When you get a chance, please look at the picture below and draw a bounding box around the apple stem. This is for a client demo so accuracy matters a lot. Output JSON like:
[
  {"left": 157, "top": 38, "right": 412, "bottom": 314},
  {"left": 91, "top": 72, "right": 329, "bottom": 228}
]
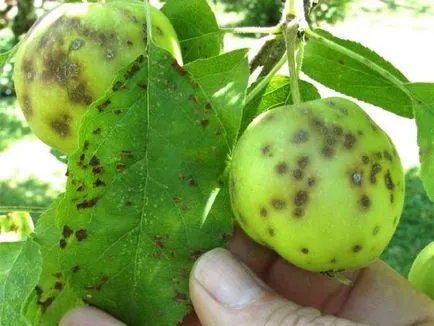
[{"left": 283, "top": 16, "right": 302, "bottom": 105}]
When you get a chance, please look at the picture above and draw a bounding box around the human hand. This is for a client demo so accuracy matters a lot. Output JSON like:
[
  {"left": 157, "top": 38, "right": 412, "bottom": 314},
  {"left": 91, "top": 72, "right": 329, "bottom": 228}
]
[{"left": 60, "top": 227, "right": 434, "bottom": 326}]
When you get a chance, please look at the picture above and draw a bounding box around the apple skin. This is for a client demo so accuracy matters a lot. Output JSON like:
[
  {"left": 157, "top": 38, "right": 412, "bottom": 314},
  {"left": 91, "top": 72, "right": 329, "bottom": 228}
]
[
  {"left": 13, "top": 1, "right": 182, "bottom": 153},
  {"left": 229, "top": 97, "right": 405, "bottom": 272}
]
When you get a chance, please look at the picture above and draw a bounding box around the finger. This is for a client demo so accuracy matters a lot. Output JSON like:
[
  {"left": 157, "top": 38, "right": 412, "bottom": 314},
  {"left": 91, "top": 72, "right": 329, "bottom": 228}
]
[
  {"left": 190, "top": 247, "right": 366, "bottom": 326},
  {"left": 230, "top": 227, "right": 434, "bottom": 325},
  {"left": 59, "top": 307, "right": 126, "bottom": 326}
]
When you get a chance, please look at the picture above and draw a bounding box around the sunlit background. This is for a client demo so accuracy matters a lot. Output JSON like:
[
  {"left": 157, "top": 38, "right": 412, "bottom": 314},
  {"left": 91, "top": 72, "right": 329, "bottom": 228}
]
[{"left": 0, "top": 0, "right": 433, "bottom": 275}]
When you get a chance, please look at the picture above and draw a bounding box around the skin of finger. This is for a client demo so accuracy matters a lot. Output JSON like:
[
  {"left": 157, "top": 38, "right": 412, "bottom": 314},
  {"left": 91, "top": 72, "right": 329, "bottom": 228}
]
[
  {"left": 229, "top": 226, "right": 434, "bottom": 326},
  {"left": 189, "top": 255, "right": 366, "bottom": 326},
  {"left": 59, "top": 307, "right": 126, "bottom": 326}
]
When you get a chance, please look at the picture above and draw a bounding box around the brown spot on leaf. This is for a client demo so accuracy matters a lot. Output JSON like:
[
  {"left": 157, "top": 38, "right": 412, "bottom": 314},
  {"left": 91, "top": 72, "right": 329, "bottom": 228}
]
[
  {"left": 260, "top": 207, "right": 268, "bottom": 217},
  {"left": 94, "top": 178, "right": 106, "bottom": 187},
  {"left": 75, "top": 229, "right": 88, "bottom": 241},
  {"left": 372, "top": 225, "right": 380, "bottom": 236},
  {"left": 172, "top": 60, "right": 186, "bottom": 76},
  {"left": 96, "top": 100, "right": 111, "bottom": 112},
  {"left": 54, "top": 282, "right": 63, "bottom": 291},
  {"left": 72, "top": 265, "right": 80, "bottom": 273},
  {"left": 63, "top": 225, "right": 73, "bottom": 239},
  {"left": 153, "top": 235, "right": 164, "bottom": 249},
  {"left": 59, "top": 239, "right": 67, "bottom": 249},
  {"left": 188, "top": 178, "right": 197, "bottom": 187},
  {"left": 175, "top": 291, "right": 188, "bottom": 304},
  {"left": 76, "top": 198, "right": 99, "bottom": 209},
  {"left": 301, "top": 248, "right": 309, "bottom": 254},
  {"left": 137, "top": 83, "right": 147, "bottom": 91},
  {"left": 268, "top": 228, "right": 275, "bottom": 236},
  {"left": 124, "top": 63, "right": 141, "bottom": 80},
  {"left": 38, "top": 296, "right": 55, "bottom": 314}
]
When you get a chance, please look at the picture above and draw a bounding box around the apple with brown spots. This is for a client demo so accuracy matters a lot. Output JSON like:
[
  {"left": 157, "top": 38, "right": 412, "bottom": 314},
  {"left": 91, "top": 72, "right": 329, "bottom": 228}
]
[
  {"left": 13, "top": 0, "right": 182, "bottom": 153},
  {"left": 229, "top": 97, "right": 405, "bottom": 273}
]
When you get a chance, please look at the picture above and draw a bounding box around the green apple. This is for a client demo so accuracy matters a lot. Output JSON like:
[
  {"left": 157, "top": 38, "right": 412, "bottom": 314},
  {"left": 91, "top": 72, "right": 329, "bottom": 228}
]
[
  {"left": 13, "top": 0, "right": 182, "bottom": 153},
  {"left": 230, "top": 97, "right": 405, "bottom": 273},
  {"left": 408, "top": 242, "right": 434, "bottom": 299}
]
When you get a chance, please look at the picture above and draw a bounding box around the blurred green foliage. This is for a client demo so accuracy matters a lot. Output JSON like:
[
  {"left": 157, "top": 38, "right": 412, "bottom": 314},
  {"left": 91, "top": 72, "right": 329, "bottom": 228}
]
[
  {"left": 0, "top": 178, "right": 59, "bottom": 221},
  {"left": 381, "top": 168, "right": 434, "bottom": 276},
  {"left": 0, "top": 99, "right": 30, "bottom": 151},
  {"left": 216, "top": 0, "right": 351, "bottom": 28}
]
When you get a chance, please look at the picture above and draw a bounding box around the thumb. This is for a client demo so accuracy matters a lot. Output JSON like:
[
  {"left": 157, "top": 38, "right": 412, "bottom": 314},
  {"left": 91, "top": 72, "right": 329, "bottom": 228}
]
[{"left": 190, "top": 248, "right": 367, "bottom": 326}]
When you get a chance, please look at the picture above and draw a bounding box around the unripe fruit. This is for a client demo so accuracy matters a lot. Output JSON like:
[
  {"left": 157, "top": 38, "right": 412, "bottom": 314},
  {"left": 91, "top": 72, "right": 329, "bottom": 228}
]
[
  {"left": 230, "top": 97, "right": 405, "bottom": 272},
  {"left": 408, "top": 242, "right": 434, "bottom": 299},
  {"left": 13, "top": 1, "right": 182, "bottom": 153}
]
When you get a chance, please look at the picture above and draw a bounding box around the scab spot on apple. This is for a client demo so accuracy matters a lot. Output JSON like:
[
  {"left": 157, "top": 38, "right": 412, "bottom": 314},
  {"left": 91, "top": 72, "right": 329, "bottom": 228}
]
[
  {"left": 22, "top": 96, "right": 33, "bottom": 118},
  {"left": 51, "top": 113, "right": 71, "bottom": 138}
]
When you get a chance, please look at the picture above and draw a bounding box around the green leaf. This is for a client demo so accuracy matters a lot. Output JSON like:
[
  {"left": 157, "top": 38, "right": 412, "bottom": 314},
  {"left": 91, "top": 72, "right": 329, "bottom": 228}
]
[
  {"left": 0, "top": 44, "right": 20, "bottom": 68},
  {"left": 406, "top": 83, "right": 434, "bottom": 201},
  {"left": 303, "top": 29, "right": 413, "bottom": 118},
  {"left": 31, "top": 44, "right": 235, "bottom": 325},
  {"left": 241, "top": 76, "right": 321, "bottom": 132},
  {"left": 0, "top": 238, "right": 42, "bottom": 326},
  {"left": 162, "top": 0, "right": 223, "bottom": 64},
  {"left": 185, "top": 48, "right": 249, "bottom": 147},
  {"left": 25, "top": 196, "right": 83, "bottom": 325}
]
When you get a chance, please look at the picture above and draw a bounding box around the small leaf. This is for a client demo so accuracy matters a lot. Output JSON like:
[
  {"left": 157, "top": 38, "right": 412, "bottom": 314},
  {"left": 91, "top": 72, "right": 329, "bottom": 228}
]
[
  {"left": 0, "top": 238, "right": 42, "bottom": 326},
  {"left": 406, "top": 83, "right": 434, "bottom": 201},
  {"left": 32, "top": 44, "right": 234, "bottom": 325},
  {"left": 303, "top": 29, "right": 413, "bottom": 118},
  {"left": 241, "top": 76, "right": 321, "bottom": 132},
  {"left": 185, "top": 48, "right": 249, "bottom": 147},
  {"left": 162, "top": 0, "right": 223, "bottom": 64},
  {"left": 0, "top": 43, "right": 20, "bottom": 68}
]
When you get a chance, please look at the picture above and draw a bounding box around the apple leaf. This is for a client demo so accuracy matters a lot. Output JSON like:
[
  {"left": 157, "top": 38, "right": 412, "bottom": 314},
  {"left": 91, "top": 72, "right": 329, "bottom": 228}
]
[
  {"left": 0, "top": 238, "right": 42, "bottom": 326},
  {"left": 162, "top": 0, "right": 223, "bottom": 64},
  {"left": 185, "top": 48, "right": 249, "bottom": 147},
  {"left": 303, "top": 29, "right": 413, "bottom": 118},
  {"left": 406, "top": 83, "right": 434, "bottom": 201},
  {"left": 29, "top": 43, "right": 246, "bottom": 325},
  {"left": 241, "top": 76, "right": 321, "bottom": 132}
]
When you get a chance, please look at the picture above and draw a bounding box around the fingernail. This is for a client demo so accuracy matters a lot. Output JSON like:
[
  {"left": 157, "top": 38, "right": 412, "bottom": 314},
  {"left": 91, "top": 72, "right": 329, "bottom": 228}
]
[{"left": 193, "top": 248, "right": 263, "bottom": 309}]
